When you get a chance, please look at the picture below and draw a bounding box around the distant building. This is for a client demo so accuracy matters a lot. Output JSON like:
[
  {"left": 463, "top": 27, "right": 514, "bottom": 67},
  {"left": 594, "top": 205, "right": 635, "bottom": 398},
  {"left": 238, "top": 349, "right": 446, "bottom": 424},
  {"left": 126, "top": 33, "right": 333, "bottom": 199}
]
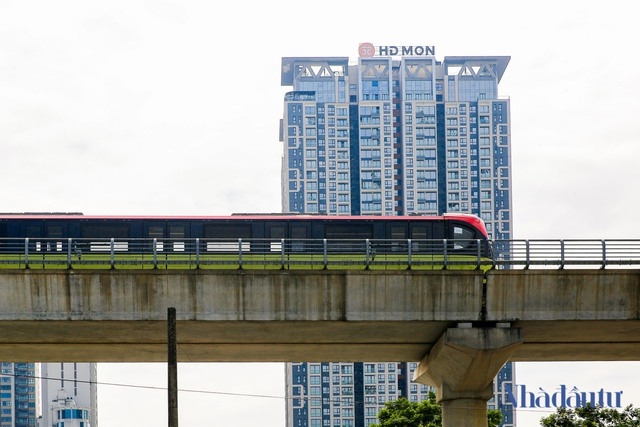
[
  {"left": 39, "top": 364, "right": 97, "bottom": 427},
  {"left": 286, "top": 362, "right": 436, "bottom": 427},
  {"left": 44, "top": 390, "right": 91, "bottom": 427},
  {"left": 279, "top": 46, "right": 514, "bottom": 426},
  {"left": 0, "top": 363, "right": 38, "bottom": 427}
]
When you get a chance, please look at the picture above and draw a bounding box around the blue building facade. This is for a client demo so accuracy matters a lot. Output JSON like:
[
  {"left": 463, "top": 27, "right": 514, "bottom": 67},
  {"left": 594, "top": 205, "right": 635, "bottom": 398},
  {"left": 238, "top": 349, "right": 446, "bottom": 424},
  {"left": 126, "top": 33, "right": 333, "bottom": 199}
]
[
  {"left": 0, "top": 363, "right": 37, "bottom": 427},
  {"left": 280, "top": 52, "right": 511, "bottom": 239},
  {"left": 280, "top": 47, "right": 514, "bottom": 426}
]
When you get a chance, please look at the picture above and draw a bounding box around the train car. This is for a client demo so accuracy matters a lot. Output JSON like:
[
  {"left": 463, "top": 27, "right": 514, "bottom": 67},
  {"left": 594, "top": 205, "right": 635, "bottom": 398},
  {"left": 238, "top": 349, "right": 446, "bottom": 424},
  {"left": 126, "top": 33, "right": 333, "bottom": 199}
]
[{"left": 0, "top": 213, "right": 492, "bottom": 269}]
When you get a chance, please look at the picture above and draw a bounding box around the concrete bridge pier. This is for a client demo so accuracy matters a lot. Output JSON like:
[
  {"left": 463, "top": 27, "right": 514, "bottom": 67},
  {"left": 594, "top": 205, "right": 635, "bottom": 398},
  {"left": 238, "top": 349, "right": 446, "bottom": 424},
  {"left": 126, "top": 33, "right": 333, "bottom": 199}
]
[{"left": 413, "top": 325, "right": 523, "bottom": 427}]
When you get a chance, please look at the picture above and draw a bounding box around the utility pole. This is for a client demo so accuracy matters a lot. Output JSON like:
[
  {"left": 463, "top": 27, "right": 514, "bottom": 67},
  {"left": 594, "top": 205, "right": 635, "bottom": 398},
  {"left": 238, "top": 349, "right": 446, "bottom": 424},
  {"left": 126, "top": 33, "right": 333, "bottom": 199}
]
[{"left": 168, "top": 307, "right": 178, "bottom": 427}]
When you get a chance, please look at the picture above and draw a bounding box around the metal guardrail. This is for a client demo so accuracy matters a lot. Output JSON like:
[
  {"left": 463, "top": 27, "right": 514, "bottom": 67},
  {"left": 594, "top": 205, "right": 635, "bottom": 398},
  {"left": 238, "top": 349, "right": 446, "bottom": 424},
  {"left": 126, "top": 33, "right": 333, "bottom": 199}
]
[
  {"left": 0, "top": 238, "right": 639, "bottom": 269},
  {"left": 491, "top": 239, "right": 640, "bottom": 268}
]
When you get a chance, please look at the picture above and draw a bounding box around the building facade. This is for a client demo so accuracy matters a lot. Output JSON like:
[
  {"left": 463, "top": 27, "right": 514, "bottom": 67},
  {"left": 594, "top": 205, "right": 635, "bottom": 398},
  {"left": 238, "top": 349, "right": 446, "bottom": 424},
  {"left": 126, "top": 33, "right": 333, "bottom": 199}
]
[
  {"left": 40, "top": 363, "right": 97, "bottom": 427},
  {"left": 280, "top": 51, "right": 511, "bottom": 239},
  {"left": 286, "top": 362, "right": 436, "bottom": 427},
  {"left": 280, "top": 46, "right": 514, "bottom": 426},
  {"left": 0, "top": 363, "right": 38, "bottom": 427}
]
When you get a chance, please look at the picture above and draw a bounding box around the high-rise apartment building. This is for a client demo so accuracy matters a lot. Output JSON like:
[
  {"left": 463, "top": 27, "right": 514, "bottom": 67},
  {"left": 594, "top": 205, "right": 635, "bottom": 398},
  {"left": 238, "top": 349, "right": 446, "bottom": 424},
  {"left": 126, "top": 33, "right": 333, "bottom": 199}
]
[
  {"left": 280, "top": 49, "right": 511, "bottom": 238},
  {"left": 0, "top": 363, "right": 38, "bottom": 427},
  {"left": 40, "top": 363, "right": 97, "bottom": 427},
  {"left": 280, "top": 45, "right": 514, "bottom": 426}
]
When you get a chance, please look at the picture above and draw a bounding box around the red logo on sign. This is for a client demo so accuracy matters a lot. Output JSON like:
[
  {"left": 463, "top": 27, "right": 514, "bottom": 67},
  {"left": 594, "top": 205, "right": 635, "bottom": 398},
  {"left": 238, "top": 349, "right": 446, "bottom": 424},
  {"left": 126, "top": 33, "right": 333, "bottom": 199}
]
[{"left": 358, "top": 43, "right": 375, "bottom": 58}]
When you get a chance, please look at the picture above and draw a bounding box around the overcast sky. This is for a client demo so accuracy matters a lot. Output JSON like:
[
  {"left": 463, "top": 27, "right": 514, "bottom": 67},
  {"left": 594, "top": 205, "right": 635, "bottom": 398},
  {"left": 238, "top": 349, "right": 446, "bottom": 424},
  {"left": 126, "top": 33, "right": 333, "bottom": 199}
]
[{"left": 1, "top": 0, "right": 639, "bottom": 426}]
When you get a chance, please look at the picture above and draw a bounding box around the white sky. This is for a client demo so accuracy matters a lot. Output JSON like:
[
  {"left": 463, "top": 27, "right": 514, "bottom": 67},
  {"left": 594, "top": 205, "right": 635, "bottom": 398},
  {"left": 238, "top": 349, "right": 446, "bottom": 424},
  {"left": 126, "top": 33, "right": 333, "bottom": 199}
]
[{"left": 1, "top": 0, "right": 639, "bottom": 426}]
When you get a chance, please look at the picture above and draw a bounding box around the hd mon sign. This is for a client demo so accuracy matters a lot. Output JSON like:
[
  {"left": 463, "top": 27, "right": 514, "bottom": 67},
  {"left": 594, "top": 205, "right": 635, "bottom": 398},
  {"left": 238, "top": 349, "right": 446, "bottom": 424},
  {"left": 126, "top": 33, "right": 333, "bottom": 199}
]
[{"left": 358, "top": 43, "right": 436, "bottom": 58}]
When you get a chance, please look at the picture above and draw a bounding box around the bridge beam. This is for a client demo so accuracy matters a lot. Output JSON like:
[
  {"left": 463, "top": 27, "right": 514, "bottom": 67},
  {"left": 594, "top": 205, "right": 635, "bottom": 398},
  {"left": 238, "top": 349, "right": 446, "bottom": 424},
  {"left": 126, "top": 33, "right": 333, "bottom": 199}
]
[{"left": 413, "top": 325, "right": 523, "bottom": 427}]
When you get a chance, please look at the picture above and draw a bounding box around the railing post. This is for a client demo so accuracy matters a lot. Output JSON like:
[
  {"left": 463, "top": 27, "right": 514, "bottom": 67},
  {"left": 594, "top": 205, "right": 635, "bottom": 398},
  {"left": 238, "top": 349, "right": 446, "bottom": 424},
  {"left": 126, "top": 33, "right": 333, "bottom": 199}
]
[
  {"left": 110, "top": 238, "right": 115, "bottom": 269},
  {"left": 24, "top": 238, "right": 29, "bottom": 269},
  {"left": 153, "top": 238, "right": 158, "bottom": 269},
  {"left": 238, "top": 238, "right": 243, "bottom": 269},
  {"left": 365, "top": 239, "right": 370, "bottom": 269},
  {"left": 323, "top": 239, "right": 328, "bottom": 269},
  {"left": 281, "top": 238, "right": 286, "bottom": 269},
  {"left": 560, "top": 240, "right": 565, "bottom": 269},
  {"left": 492, "top": 240, "right": 497, "bottom": 270},
  {"left": 601, "top": 239, "right": 607, "bottom": 269},
  {"left": 67, "top": 238, "right": 72, "bottom": 269},
  {"left": 407, "top": 239, "right": 412, "bottom": 270},
  {"left": 195, "top": 238, "right": 200, "bottom": 269},
  {"left": 525, "top": 240, "right": 530, "bottom": 270},
  {"left": 443, "top": 239, "right": 448, "bottom": 270}
]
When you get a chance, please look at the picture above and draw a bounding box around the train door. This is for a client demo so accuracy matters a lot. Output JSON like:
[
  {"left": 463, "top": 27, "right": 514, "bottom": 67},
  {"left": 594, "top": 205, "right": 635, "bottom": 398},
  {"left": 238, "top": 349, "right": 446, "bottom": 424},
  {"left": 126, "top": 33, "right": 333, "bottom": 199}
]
[
  {"left": 143, "top": 221, "right": 189, "bottom": 252},
  {"left": 290, "top": 221, "right": 311, "bottom": 252},
  {"left": 410, "top": 221, "right": 435, "bottom": 253},
  {"left": 202, "top": 220, "right": 252, "bottom": 253},
  {"left": 265, "top": 221, "right": 287, "bottom": 253},
  {"left": 387, "top": 222, "right": 408, "bottom": 252},
  {"left": 266, "top": 221, "right": 311, "bottom": 253},
  {"left": 22, "top": 221, "right": 43, "bottom": 253},
  {"left": 44, "top": 221, "right": 69, "bottom": 253},
  {"left": 144, "top": 222, "right": 165, "bottom": 252},
  {"left": 167, "top": 221, "right": 188, "bottom": 252},
  {"left": 0, "top": 222, "right": 5, "bottom": 253}
]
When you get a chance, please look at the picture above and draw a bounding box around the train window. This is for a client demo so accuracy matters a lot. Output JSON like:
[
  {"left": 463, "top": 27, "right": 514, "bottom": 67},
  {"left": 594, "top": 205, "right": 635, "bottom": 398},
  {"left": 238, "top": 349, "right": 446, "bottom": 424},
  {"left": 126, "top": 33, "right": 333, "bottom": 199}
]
[
  {"left": 169, "top": 226, "right": 185, "bottom": 252},
  {"left": 203, "top": 223, "right": 252, "bottom": 252},
  {"left": 389, "top": 225, "right": 407, "bottom": 252},
  {"left": 324, "top": 223, "right": 373, "bottom": 239},
  {"left": 81, "top": 224, "right": 130, "bottom": 252},
  {"left": 453, "top": 225, "right": 475, "bottom": 240},
  {"left": 147, "top": 226, "right": 163, "bottom": 238},
  {"left": 290, "top": 225, "right": 309, "bottom": 252},
  {"left": 203, "top": 223, "right": 252, "bottom": 239},
  {"left": 26, "top": 226, "right": 41, "bottom": 237},
  {"left": 45, "top": 225, "right": 64, "bottom": 252},
  {"left": 408, "top": 225, "right": 433, "bottom": 253},
  {"left": 46, "top": 226, "right": 63, "bottom": 238},
  {"left": 452, "top": 224, "right": 475, "bottom": 249},
  {"left": 390, "top": 225, "right": 406, "bottom": 240},
  {"left": 410, "top": 226, "right": 428, "bottom": 240},
  {"left": 267, "top": 225, "right": 286, "bottom": 252},
  {"left": 268, "top": 226, "right": 286, "bottom": 239},
  {"left": 169, "top": 226, "right": 185, "bottom": 238},
  {"left": 81, "top": 224, "right": 130, "bottom": 238},
  {"left": 25, "top": 225, "right": 44, "bottom": 251},
  {"left": 147, "top": 226, "right": 165, "bottom": 251},
  {"left": 324, "top": 223, "right": 372, "bottom": 253},
  {"left": 291, "top": 226, "right": 308, "bottom": 238}
]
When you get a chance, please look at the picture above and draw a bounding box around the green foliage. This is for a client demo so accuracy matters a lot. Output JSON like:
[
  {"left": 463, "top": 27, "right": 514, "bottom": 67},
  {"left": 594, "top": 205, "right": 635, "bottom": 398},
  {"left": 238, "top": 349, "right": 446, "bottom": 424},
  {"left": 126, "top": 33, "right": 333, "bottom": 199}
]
[
  {"left": 540, "top": 404, "right": 640, "bottom": 426},
  {"left": 371, "top": 392, "right": 503, "bottom": 427},
  {"left": 488, "top": 408, "right": 504, "bottom": 427},
  {"left": 375, "top": 393, "right": 441, "bottom": 427}
]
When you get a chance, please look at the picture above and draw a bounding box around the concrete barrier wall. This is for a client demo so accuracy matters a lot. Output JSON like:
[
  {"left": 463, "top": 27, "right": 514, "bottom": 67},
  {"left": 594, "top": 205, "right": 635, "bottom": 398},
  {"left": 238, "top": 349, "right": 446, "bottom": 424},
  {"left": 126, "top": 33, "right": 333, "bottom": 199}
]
[
  {"left": 0, "top": 270, "right": 484, "bottom": 321},
  {"left": 486, "top": 270, "right": 640, "bottom": 320}
]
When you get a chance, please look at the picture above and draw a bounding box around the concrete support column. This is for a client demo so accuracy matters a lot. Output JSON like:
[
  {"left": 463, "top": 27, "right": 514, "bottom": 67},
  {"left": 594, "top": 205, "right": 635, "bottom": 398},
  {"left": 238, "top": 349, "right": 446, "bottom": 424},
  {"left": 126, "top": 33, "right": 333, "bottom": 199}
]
[{"left": 413, "top": 326, "right": 523, "bottom": 427}]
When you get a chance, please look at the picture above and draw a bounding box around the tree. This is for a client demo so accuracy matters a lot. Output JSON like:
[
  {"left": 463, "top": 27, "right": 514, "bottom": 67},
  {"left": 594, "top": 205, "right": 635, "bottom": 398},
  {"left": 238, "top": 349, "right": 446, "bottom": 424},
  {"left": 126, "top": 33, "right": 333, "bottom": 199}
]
[
  {"left": 372, "top": 392, "right": 502, "bottom": 427},
  {"left": 540, "top": 403, "right": 640, "bottom": 426}
]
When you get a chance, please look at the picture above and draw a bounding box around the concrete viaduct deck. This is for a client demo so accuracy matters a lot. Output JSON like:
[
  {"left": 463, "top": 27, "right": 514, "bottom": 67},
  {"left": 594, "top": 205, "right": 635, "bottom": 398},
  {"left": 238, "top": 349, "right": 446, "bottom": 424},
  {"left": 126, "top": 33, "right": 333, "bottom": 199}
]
[
  {"left": 3, "top": 268, "right": 639, "bottom": 426},
  {"left": 0, "top": 268, "right": 638, "bottom": 363}
]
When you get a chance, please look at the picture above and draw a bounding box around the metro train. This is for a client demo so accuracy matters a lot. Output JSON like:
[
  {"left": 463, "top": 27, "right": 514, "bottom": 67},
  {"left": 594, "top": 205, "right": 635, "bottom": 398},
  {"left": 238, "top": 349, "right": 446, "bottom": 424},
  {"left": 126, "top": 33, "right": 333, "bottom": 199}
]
[{"left": 0, "top": 213, "right": 492, "bottom": 268}]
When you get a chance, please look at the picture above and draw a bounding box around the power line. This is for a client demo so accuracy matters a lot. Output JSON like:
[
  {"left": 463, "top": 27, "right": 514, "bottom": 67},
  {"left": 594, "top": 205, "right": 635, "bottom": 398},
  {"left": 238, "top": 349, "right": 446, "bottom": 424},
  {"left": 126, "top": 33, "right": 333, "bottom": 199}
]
[
  {"left": 2, "top": 371, "right": 286, "bottom": 400},
  {"left": 3, "top": 369, "right": 565, "bottom": 415}
]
